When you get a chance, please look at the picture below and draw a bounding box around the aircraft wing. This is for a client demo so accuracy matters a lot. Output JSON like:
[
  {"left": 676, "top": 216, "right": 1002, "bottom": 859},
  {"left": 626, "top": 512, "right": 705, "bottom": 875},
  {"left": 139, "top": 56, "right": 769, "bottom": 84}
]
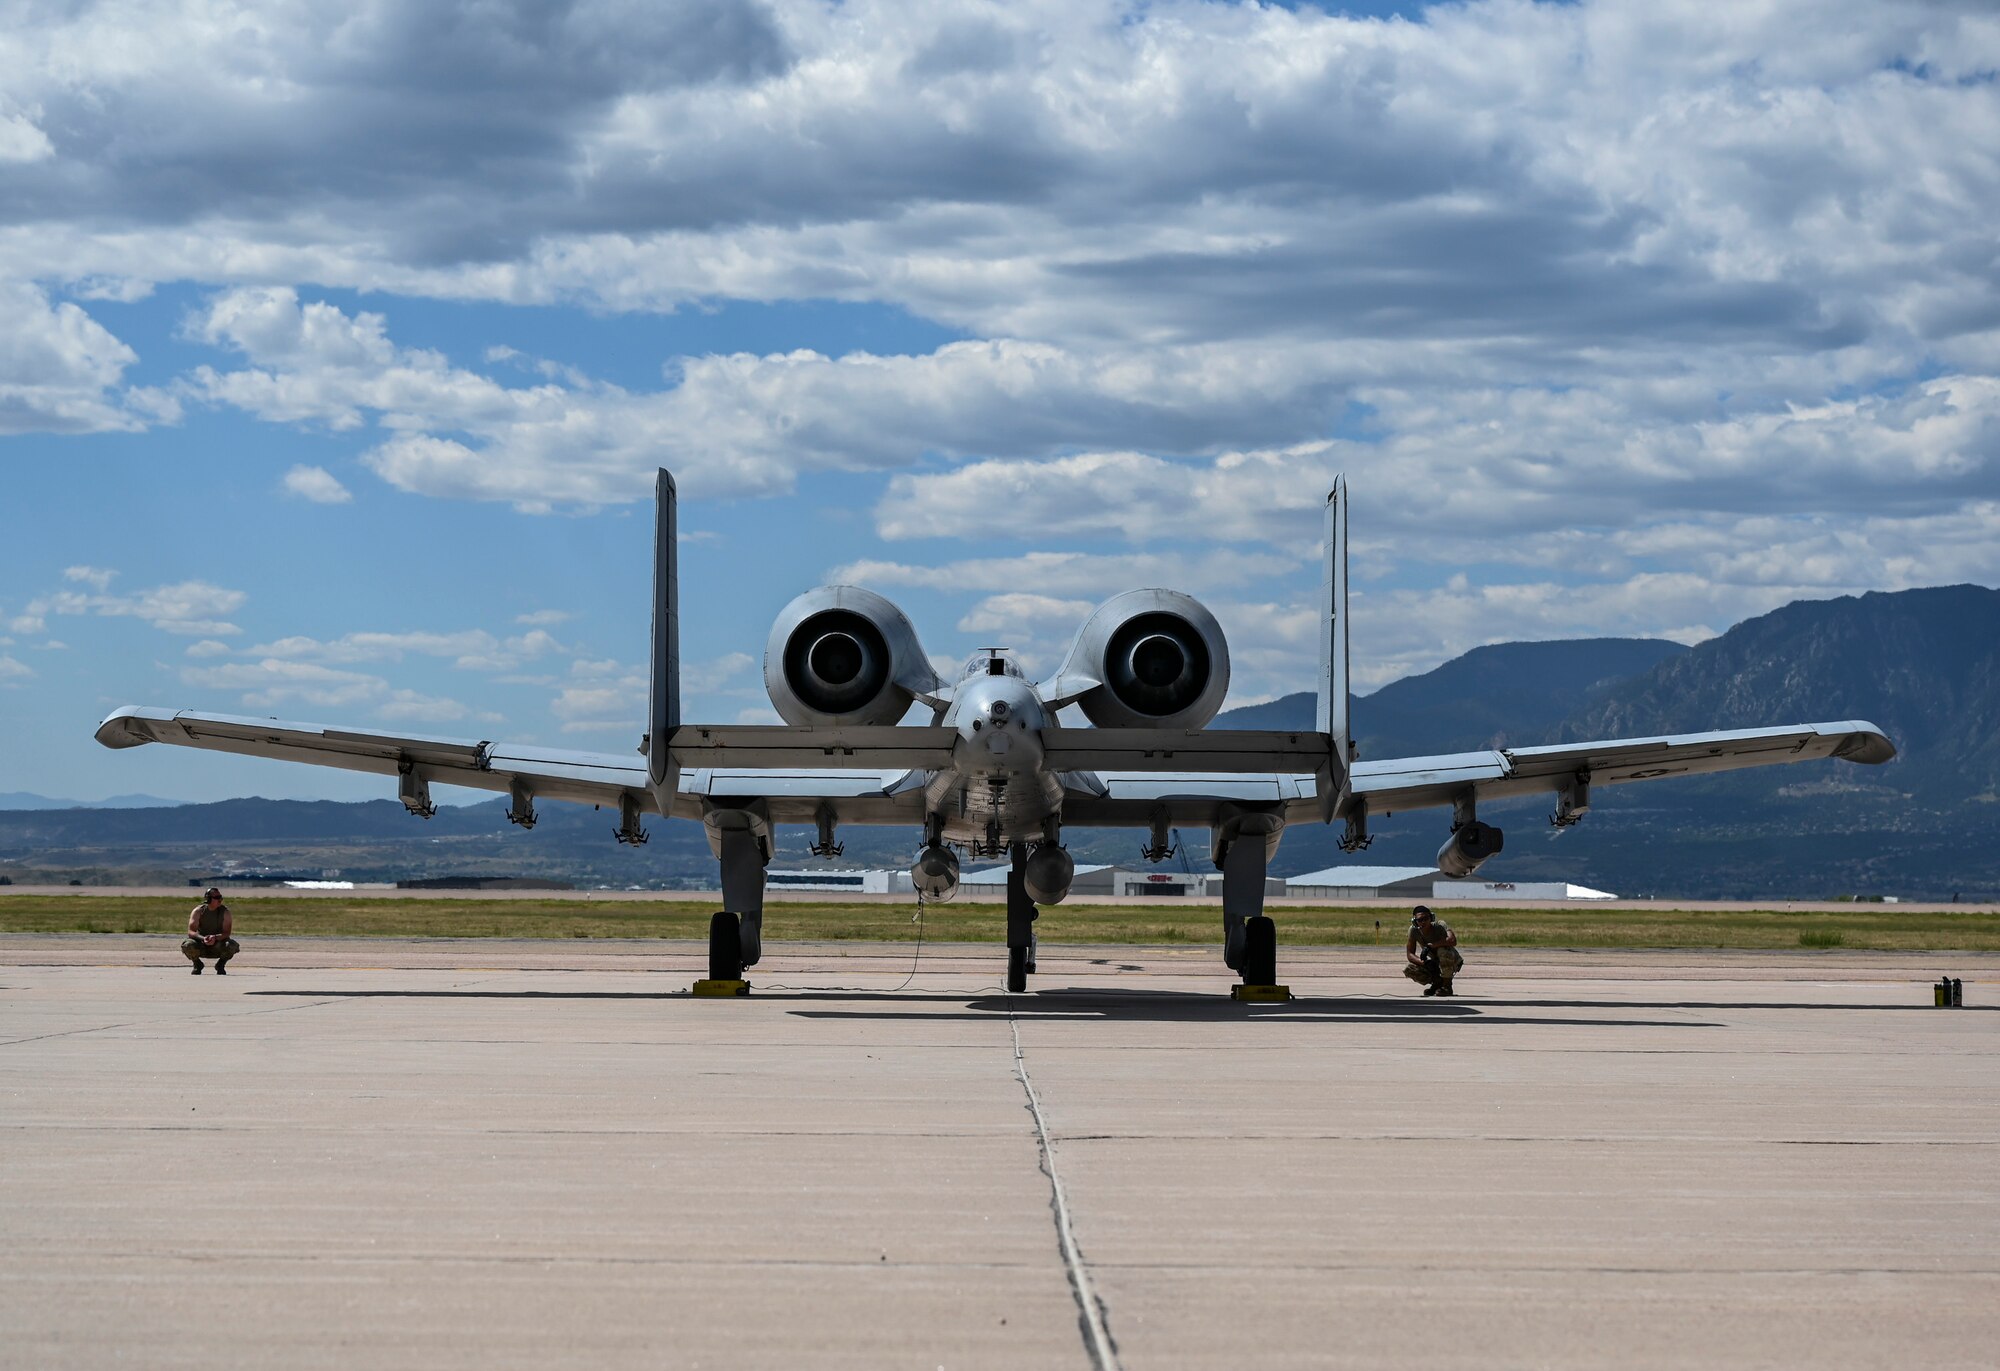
[
  {"left": 1040, "top": 728, "right": 1332, "bottom": 774},
  {"left": 91, "top": 708, "right": 947, "bottom": 823},
  {"left": 94, "top": 706, "right": 656, "bottom": 810},
  {"left": 665, "top": 724, "right": 956, "bottom": 770},
  {"left": 1058, "top": 719, "right": 1894, "bottom": 827},
  {"left": 1346, "top": 719, "right": 1896, "bottom": 817}
]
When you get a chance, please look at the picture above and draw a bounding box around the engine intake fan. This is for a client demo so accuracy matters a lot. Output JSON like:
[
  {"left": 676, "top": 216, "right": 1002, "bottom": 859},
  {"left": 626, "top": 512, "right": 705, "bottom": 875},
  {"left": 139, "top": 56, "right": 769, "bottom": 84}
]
[
  {"left": 1046, "top": 589, "right": 1231, "bottom": 729},
  {"left": 765, "top": 586, "right": 940, "bottom": 727}
]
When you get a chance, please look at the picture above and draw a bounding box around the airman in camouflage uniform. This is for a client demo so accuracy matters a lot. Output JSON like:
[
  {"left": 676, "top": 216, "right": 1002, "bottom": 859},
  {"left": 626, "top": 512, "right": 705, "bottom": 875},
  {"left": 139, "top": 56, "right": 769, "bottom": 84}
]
[{"left": 1403, "top": 905, "right": 1462, "bottom": 996}]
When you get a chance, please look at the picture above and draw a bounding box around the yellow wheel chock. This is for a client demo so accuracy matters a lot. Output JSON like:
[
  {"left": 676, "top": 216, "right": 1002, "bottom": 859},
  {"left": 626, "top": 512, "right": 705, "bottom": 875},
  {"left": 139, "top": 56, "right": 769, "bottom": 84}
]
[{"left": 1231, "top": 984, "right": 1292, "bottom": 1003}]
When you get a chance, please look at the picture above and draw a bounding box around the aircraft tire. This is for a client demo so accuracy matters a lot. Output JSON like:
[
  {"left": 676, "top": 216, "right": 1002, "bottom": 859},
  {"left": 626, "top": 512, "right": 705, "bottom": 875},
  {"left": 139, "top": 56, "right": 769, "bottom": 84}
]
[
  {"left": 1007, "top": 944, "right": 1028, "bottom": 994},
  {"left": 1242, "top": 915, "right": 1277, "bottom": 986},
  {"left": 708, "top": 911, "right": 744, "bottom": 982}
]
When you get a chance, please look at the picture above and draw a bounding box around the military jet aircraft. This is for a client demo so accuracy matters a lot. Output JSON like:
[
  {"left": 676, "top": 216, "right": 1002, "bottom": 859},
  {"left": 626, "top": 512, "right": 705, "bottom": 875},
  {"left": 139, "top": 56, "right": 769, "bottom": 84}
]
[{"left": 97, "top": 470, "right": 1895, "bottom": 991}]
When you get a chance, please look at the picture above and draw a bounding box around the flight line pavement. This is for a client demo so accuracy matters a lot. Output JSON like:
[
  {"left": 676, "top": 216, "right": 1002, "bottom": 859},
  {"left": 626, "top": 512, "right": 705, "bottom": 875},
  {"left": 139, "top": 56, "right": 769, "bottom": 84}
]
[{"left": 1, "top": 936, "right": 1995, "bottom": 1370}]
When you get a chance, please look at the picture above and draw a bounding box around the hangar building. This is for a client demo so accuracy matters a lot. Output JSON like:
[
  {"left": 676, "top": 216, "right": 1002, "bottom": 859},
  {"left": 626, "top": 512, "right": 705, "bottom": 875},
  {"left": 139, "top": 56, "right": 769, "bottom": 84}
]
[{"left": 1283, "top": 866, "right": 1442, "bottom": 900}]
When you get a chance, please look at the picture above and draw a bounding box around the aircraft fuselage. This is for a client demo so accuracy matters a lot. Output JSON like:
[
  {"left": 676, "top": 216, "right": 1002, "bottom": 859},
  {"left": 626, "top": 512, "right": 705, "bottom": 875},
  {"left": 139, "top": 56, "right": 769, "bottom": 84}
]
[{"left": 928, "top": 662, "right": 1067, "bottom": 853}]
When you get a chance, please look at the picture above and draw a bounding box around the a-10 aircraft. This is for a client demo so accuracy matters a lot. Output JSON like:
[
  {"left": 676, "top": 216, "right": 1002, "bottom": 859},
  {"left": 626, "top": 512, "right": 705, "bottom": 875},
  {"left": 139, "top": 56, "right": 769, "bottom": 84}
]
[{"left": 97, "top": 471, "right": 1896, "bottom": 991}]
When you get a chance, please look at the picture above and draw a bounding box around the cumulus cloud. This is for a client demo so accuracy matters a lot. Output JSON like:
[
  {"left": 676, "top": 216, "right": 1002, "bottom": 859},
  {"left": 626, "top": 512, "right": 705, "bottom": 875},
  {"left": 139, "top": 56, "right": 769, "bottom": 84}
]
[
  {"left": 0, "top": 109, "right": 54, "bottom": 164},
  {"left": 63, "top": 566, "right": 115, "bottom": 591},
  {"left": 832, "top": 548, "right": 1300, "bottom": 599},
  {"left": 550, "top": 657, "right": 647, "bottom": 734},
  {"left": 0, "top": 283, "right": 153, "bottom": 435},
  {"left": 281, "top": 465, "right": 353, "bottom": 504},
  {"left": 20, "top": 579, "right": 246, "bottom": 636},
  {"left": 6, "top": 0, "right": 2000, "bottom": 697},
  {"left": 548, "top": 651, "right": 754, "bottom": 733},
  {"left": 245, "top": 627, "right": 561, "bottom": 673},
  {"left": 182, "top": 289, "right": 1335, "bottom": 506},
  {"left": 182, "top": 657, "right": 474, "bottom": 722},
  {"left": 0, "top": 654, "right": 34, "bottom": 684}
]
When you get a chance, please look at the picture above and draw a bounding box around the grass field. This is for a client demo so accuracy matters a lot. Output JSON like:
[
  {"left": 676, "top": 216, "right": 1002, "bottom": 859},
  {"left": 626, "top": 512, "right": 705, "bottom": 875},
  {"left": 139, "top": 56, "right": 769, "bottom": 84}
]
[{"left": 3, "top": 895, "right": 1998, "bottom": 951}]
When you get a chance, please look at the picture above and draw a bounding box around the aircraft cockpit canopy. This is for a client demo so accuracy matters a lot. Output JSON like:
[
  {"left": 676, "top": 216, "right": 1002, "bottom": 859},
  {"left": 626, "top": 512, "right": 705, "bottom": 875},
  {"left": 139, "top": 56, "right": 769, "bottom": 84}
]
[{"left": 960, "top": 651, "right": 1026, "bottom": 680}]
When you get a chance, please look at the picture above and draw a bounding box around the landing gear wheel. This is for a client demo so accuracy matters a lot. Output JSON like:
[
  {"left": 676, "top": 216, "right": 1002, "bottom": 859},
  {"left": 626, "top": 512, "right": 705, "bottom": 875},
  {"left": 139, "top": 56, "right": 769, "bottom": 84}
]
[
  {"left": 1007, "top": 944, "right": 1029, "bottom": 994},
  {"left": 708, "top": 911, "right": 744, "bottom": 982},
  {"left": 1241, "top": 915, "right": 1277, "bottom": 986},
  {"left": 1025, "top": 929, "right": 1038, "bottom": 975}
]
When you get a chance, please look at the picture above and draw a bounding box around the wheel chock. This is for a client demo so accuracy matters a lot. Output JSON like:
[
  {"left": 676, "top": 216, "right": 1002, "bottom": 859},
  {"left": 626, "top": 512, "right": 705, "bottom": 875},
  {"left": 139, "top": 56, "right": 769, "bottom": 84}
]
[
  {"left": 1231, "top": 983, "right": 1293, "bottom": 1003},
  {"left": 692, "top": 979, "right": 750, "bottom": 997}
]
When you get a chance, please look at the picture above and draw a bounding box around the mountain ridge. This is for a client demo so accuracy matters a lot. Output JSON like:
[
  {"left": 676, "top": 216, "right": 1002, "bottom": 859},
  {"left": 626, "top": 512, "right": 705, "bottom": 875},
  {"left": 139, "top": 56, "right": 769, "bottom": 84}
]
[{"left": 4, "top": 585, "right": 1994, "bottom": 898}]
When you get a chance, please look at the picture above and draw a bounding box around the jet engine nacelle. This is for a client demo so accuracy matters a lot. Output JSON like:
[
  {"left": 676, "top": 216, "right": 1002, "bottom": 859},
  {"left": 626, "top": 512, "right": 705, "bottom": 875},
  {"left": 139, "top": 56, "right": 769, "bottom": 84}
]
[
  {"left": 1023, "top": 845, "right": 1075, "bottom": 905},
  {"left": 765, "top": 586, "right": 940, "bottom": 727},
  {"left": 1048, "top": 589, "right": 1231, "bottom": 729},
  {"left": 912, "top": 844, "right": 960, "bottom": 902},
  {"left": 1436, "top": 822, "right": 1505, "bottom": 879}
]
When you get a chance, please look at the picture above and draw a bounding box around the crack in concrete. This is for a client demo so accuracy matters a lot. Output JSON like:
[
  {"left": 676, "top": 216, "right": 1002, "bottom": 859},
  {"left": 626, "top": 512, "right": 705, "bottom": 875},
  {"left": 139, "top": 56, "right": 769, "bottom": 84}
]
[{"left": 1009, "top": 1002, "right": 1122, "bottom": 1371}]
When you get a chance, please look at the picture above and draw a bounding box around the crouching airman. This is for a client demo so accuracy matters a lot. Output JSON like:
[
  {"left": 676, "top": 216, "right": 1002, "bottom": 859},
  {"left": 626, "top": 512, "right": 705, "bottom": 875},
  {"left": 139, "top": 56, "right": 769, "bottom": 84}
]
[
  {"left": 1403, "top": 905, "right": 1462, "bottom": 996},
  {"left": 183, "top": 887, "right": 239, "bottom": 975}
]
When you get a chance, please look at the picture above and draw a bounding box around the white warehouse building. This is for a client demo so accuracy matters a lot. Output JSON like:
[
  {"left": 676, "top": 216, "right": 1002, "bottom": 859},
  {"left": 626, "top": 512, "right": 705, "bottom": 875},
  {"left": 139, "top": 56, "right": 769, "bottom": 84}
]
[
  {"left": 1285, "top": 867, "right": 1618, "bottom": 901},
  {"left": 962, "top": 863, "right": 1205, "bottom": 897},
  {"left": 1432, "top": 879, "right": 1616, "bottom": 901},
  {"left": 1284, "top": 866, "right": 1442, "bottom": 900},
  {"left": 766, "top": 868, "right": 914, "bottom": 894}
]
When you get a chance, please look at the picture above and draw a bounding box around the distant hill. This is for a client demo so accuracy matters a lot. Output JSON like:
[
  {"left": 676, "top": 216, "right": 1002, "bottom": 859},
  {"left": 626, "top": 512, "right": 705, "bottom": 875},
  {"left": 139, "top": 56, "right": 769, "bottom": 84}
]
[
  {"left": 5, "top": 587, "right": 1995, "bottom": 898},
  {"left": 1554, "top": 585, "right": 2000, "bottom": 801},
  {"left": 0, "top": 792, "right": 187, "bottom": 811},
  {"left": 1217, "top": 637, "right": 1689, "bottom": 758},
  {"left": 1266, "top": 585, "right": 2000, "bottom": 898}
]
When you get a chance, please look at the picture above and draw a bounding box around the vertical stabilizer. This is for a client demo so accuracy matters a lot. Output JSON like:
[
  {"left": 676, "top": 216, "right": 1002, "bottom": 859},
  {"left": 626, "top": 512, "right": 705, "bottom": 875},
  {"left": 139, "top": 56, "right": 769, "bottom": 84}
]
[
  {"left": 1315, "top": 476, "right": 1351, "bottom": 822},
  {"left": 647, "top": 469, "right": 681, "bottom": 819}
]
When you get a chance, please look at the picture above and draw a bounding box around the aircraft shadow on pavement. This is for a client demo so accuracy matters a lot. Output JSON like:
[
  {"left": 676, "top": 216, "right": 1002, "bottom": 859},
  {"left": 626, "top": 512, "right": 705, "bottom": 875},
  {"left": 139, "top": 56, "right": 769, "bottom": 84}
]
[
  {"left": 247, "top": 986, "right": 1706, "bottom": 1025},
  {"left": 249, "top": 988, "right": 688, "bottom": 1000},
  {"left": 790, "top": 988, "right": 1716, "bottom": 1027}
]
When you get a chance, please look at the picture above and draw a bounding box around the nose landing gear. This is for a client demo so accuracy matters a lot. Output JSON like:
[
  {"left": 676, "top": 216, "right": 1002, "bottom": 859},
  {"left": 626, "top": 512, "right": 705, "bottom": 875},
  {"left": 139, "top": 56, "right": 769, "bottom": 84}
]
[{"left": 1005, "top": 842, "right": 1039, "bottom": 993}]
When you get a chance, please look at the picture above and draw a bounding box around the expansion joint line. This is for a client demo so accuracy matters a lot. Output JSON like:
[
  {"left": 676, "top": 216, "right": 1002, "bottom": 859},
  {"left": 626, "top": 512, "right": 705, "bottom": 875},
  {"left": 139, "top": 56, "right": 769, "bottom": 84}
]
[{"left": 1009, "top": 1007, "right": 1122, "bottom": 1371}]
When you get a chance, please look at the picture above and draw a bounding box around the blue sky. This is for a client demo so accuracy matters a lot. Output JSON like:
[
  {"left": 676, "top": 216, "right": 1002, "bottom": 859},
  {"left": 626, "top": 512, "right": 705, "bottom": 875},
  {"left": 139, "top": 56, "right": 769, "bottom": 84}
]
[{"left": 3, "top": 0, "right": 1998, "bottom": 803}]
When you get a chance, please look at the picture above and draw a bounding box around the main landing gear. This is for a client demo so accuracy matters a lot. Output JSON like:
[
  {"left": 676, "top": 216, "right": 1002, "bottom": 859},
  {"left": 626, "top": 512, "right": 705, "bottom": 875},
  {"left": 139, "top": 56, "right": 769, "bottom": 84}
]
[
  {"left": 694, "top": 801, "right": 769, "bottom": 997},
  {"left": 1215, "top": 805, "right": 1292, "bottom": 1003}
]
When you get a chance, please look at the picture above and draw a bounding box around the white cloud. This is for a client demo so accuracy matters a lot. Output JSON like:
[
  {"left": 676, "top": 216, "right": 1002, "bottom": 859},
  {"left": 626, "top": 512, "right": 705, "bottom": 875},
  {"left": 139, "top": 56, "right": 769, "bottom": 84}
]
[
  {"left": 540, "top": 651, "right": 752, "bottom": 733},
  {"left": 375, "top": 690, "right": 476, "bottom": 725},
  {"left": 281, "top": 464, "right": 353, "bottom": 504},
  {"left": 452, "top": 630, "right": 566, "bottom": 673},
  {"left": 184, "top": 639, "right": 232, "bottom": 658},
  {"left": 3, "top": 0, "right": 1999, "bottom": 705},
  {"left": 62, "top": 565, "right": 115, "bottom": 591},
  {"left": 186, "top": 290, "right": 1324, "bottom": 508},
  {"left": 22, "top": 579, "right": 245, "bottom": 636},
  {"left": 684, "top": 652, "right": 756, "bottom": 693},
  {"left": 0, "top": 654, "right": 34, "bottom": 684},
  {"left": 0, "top": 109, "right": 53, "bottom": 164},
  {"left": 186, "top": 659, "right": 386, "bottom": 711},
  {"left": 245, "top": 627, "right": 561, "bottom": 673},
  {"left": 514, "top": 609, "right": 572, "bottom": 626},
  {"left": 0, "top": 283, "right": 149, "bottom": 435},
  {"left": 831, "top": 548, "right": 1301, "bottom": 599},
  {"left": 180, "top": 657, "right": 476, "bottom": 724},
  {"left": 953, "top": 594, "right": 1098, "bottom": 675}
]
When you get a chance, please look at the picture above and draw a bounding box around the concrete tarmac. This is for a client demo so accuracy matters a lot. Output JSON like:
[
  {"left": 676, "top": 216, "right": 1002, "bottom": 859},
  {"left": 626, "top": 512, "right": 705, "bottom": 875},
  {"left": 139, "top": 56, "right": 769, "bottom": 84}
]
[{"left": 2, "top": 935, "right": 1995, "bottom": 1369}]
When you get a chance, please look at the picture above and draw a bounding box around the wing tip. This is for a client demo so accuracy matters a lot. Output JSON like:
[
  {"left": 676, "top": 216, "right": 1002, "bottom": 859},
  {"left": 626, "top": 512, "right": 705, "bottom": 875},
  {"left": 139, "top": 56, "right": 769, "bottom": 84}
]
[
  {"left": 94, "top": 706, "right": 159, "bottom": 750},
  {"left": 1828, "top": 721, "right": 1897, "bottom": 765}
]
